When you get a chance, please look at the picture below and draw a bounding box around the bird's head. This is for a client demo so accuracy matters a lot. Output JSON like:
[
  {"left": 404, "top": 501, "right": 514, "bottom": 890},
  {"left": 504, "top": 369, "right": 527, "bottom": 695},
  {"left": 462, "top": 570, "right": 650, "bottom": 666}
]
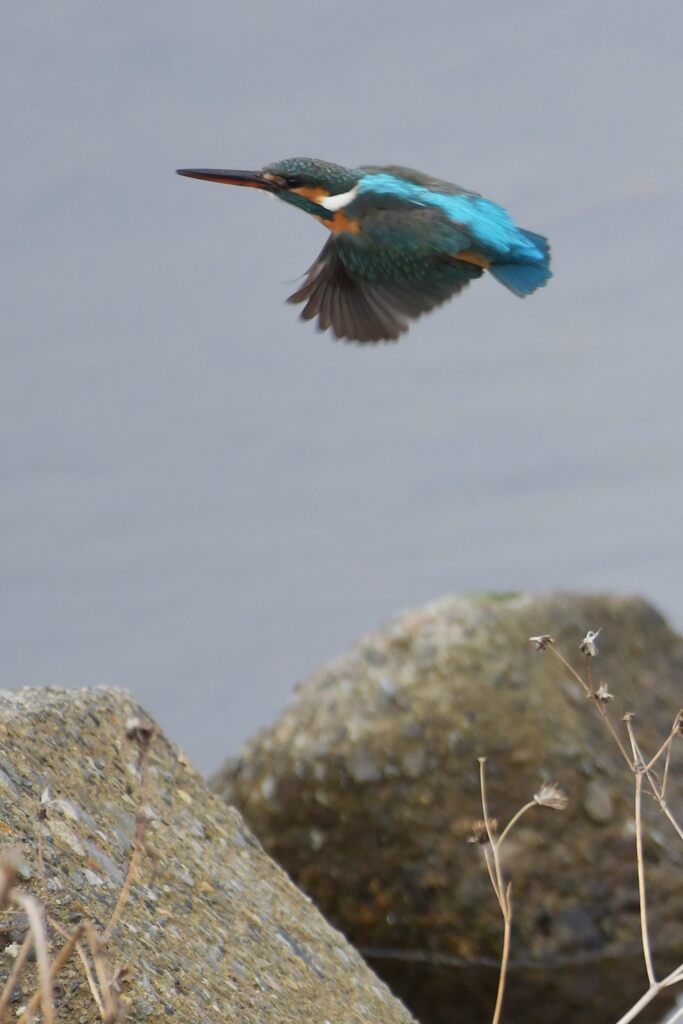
[{"left": 177, "top": 157, "right": 362, "bottom": 220}]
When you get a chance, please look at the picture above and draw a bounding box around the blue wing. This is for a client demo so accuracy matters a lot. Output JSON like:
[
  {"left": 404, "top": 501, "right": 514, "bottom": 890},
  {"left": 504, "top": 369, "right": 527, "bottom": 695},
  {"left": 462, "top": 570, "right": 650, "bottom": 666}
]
[{"left": 355, "top": 171, "right": 552, "bottom": 293}]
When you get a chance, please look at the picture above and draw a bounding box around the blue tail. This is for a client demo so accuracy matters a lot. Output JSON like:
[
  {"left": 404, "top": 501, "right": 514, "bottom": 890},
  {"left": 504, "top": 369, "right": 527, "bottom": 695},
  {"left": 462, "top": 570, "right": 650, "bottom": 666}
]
[{"left": 490, "top": 230, "right": 552, "bottom": 297}]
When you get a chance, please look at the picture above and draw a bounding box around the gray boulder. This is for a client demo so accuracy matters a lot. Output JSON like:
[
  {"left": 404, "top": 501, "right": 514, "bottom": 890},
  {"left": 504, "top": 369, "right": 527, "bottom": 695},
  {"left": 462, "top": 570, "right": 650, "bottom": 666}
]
[
  {"left": 213, "top": 593, "right": 683, "bottom": 1024},
  {"left": 0, "top": 688, "right": 416, "bottom": 1024}
]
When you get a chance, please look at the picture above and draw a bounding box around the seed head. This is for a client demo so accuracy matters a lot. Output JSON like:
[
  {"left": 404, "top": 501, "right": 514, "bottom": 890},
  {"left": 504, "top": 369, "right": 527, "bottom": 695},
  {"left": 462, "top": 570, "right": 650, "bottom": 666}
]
[
  {"left": 468, "top": 819, "right": 497, "bottom": 845},
  {"left": 579, "top": 629, "right": 601, "bottom": 657},
  {"left": 594, "top": 682, "right": 613, "bottom": 704},
  {"left": 125, "top": 717, "right": 155, "bottom": 745},
  {"left": 529, "top": 635, "right": 554, "bottom": 651},
  {"left": 533, "top": 783, "right": 568, "bottom": 811}
]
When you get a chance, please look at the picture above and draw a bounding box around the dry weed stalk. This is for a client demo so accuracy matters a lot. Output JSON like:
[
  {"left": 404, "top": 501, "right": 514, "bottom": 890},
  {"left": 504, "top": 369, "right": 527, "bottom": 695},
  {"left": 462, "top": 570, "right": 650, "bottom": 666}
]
[
  {"left": 0, "top": 719, "right": 155, "bottom": 1023},
  {"left": 527, "top": 630, "right": 683, "bottom": 1024},
  {"left": 471, "top": 758, "right": 567, "bottom": 1024}
]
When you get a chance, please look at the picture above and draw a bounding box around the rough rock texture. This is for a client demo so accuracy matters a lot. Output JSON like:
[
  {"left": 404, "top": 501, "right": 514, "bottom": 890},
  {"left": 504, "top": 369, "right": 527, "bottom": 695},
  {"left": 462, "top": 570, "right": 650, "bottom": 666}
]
[
  {"left": 213, "top": 593, "right": 683, "bottom": 1024},
  {"left": 0, "top": 688, "right": 417, "bottom": 1024}
]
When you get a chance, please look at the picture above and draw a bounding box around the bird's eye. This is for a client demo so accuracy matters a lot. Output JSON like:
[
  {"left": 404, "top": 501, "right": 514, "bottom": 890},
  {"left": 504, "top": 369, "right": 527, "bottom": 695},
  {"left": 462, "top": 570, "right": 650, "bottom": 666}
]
[{"left": 285, "top": 175, "right": 303, "bottom": 189}]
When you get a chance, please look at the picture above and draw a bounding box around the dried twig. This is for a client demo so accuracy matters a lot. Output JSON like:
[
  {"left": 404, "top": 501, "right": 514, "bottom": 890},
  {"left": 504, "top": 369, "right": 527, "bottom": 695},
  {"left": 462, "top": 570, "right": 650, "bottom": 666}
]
[
  {"left": 102, "top": 720, "right": 154, "bottom": 943},
  {"left": 474, "top": 759, "right": 566, "bottom": 1024},
  {"left": 10, "top": 891, "right": 54, "bottom": 1024},
  {"left": 16, "top": 923, "right": 84, "bottom": 1024},
  {"left": 530, "top": 630, "right": 682, "bottom": 1024},
  {"left": 0, "top": 933, "right": 34, "bottom": 1021}
]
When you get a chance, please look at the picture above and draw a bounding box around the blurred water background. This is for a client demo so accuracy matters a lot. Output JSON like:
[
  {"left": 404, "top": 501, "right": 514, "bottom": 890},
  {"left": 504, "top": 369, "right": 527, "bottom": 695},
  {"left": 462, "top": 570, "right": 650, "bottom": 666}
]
[{"left": 2, "top": 2, "right": 682, "bottom": 772}]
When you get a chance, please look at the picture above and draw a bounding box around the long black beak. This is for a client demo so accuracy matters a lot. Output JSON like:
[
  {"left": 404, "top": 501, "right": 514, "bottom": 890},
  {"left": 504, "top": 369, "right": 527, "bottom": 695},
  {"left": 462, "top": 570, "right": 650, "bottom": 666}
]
[{"left": 176, "top": 168, "right": 278, "bottom": 190}]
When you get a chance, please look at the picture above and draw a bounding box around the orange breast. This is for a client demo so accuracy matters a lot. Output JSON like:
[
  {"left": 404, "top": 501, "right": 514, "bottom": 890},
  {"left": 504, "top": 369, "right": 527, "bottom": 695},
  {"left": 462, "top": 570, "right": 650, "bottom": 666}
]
[
  {"left": 290, "top": 185, "right": 361, "bottom": 235},
  {"left": 318, "top": 209, "right": 362, "bottom": 235}
]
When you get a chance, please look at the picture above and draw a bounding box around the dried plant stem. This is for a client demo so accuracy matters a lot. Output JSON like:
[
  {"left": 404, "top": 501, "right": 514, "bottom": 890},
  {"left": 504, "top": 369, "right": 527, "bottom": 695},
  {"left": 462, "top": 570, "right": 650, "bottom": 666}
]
[
  {"left": 102, "top": 830, "right": 143, "bottom": 944},
  {"left": 82, "top": 921, "right": 122, "bottom": 1022},
  {"left": 0, "top": 933, "right": 34, "bottom": 1021},
  {"left": 498, "top": 802, "right": 535, "bottom": 845},
  {"left": 49, "top": 914, "right": 106, "bottom": 1018},
  {"left": 536, "top": 637, "right": 683, "bottom": 1024},
  {"left": 482, "top": 846, "right": 501, "bottom": 904},
  {"left": 551, "top": 647, "right": 683, "bottom": 846},
  {"left": 478, "top": 760, "right": 507, "bottom": 916},
  {"left": 645, "top": 724, "right": 677, "bottom": 775},
  {"left": 623, "top": 717, "right": 657, "bottom": 987},
  {"left": 491, "top": 882, "right": 512, "bottom": 1024},
  {"left": 548, "top": 646, "right": 633, "bottom": 766},
  {"left": 478, "top": 759, "right": 513, "bottom": 1024},
  {"left": 36, "top": 824, "right": 48, "bottom": 903},
  {"left": 661, "top": 736, "right": 675, "bottom": 799},
  {"left": 102, "top": 738, "right": 151, "bottom": 943},
  {"left": 12, "top": 892, "right": 54, "bottom": 1024},
  {"left": 634, "top": 770, "right": 656, "bottom": 985},
  {"left": 613, "top": 961, "right": 683, "bottom": 1024},
  {"left": 76, "top": 941, "right": 107, "bottom": 1018},
  {"left": 17, "top": 922, "right": 84, "bottom": 1024}
]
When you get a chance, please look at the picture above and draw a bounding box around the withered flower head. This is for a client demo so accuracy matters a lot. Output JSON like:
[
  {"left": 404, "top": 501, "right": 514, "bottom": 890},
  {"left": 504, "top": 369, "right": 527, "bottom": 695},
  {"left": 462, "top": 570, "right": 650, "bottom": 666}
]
[
  {"left": 594, "top": 682, "right": 613, "bottom": 704},
  {"left": 533, "top": 783, "right": 568, "bottom": 811},
  {"left": 529, "top": 635, "right": 554, "bottom": 651},
  {"left": 579, "top": 629, "right": 601, "bottom": 657},
  {"left": 38, "top": 785, "right": 53, "bottom": 822},
  {"left": 125, "top": 717, "right": 155, "bottom": 745},
  {"left": 468, "top": 819, "right": 497, "bottom": 844}
]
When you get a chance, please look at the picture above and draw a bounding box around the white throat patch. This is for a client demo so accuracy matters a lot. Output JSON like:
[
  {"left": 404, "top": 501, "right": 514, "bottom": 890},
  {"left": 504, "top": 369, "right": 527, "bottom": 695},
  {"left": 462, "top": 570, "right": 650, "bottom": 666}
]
[{"left": 320, "top": 185, "right": 360, "bottom": 212}]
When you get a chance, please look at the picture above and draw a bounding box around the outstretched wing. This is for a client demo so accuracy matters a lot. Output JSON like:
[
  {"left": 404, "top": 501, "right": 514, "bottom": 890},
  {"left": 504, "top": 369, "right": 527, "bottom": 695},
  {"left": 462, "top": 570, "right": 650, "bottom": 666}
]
[{"left": 287, "top": 209, "right": 483, "bottom": 343}]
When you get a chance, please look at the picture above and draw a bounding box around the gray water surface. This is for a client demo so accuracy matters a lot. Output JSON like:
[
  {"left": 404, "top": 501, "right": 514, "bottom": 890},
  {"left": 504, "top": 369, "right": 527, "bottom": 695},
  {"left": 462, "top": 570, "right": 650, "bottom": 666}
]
[{"left": 2, "top": 2, "right": 683, "bottom": 772}]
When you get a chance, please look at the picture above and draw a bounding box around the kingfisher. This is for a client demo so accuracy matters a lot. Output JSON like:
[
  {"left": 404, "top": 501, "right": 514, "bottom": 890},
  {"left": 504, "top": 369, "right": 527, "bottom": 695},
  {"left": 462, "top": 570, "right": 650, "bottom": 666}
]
[{"left": 177, "top": 157, "right": 551, "bottom": 343}]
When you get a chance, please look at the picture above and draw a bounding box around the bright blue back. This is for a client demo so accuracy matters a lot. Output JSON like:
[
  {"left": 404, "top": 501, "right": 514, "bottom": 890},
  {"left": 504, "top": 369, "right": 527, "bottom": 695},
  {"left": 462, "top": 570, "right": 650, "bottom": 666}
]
[{"left": 357, "top": 172, "right": 546, "bottom": 264}]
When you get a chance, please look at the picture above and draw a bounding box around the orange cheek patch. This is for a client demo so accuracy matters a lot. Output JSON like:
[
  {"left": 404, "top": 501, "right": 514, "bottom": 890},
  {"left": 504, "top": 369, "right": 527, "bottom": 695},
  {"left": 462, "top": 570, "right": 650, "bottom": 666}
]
[
  {"left": 290, "top": 186, "right": 361, "bottom": 235},
  {"left": 291, "top": 185, "right": 330, "bottom": 204}
]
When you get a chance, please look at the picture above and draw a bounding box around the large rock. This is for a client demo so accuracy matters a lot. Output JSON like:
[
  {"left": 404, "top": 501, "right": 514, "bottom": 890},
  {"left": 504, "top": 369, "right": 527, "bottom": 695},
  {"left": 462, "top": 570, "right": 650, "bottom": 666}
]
[
  {"left": 0, "top": 688, "right": 416, "bottom": 1024},
  {"left": 213, "top": 593, "right": 683, "bottom": 1024}
]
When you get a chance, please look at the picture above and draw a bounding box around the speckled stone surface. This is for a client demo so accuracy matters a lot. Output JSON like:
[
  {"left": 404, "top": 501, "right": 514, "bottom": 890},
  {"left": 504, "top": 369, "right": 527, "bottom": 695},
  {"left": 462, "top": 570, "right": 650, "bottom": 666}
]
[
  {"left": 0, "top": 688, "right": 417, "bottom": 1024},
  {"left": 213, "top": 593, "right": 683, "bottom": 1024}
]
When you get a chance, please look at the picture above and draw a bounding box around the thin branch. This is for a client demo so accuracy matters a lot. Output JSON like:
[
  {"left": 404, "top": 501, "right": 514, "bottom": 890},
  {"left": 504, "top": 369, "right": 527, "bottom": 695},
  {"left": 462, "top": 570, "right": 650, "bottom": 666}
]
[
  {"left": 0, "top": 933, "right": 34, "bottom": 1022},
  {"left": 612, "top": 982, "right": 662, "bottom": 1024},
  {"left": 49, "top": 914, "right": 106, "bottom": 1018},
  {"left": 498, "top": 801, "right": 536, "bottom": 846},
  {"left": 490, "top": 882, "right": 512, "bottom": 1024},
  {"left": 645, "top": 729, "right": 676, "bottom": 774},
  {"left": 613, "top": 961, "right": 683, "bottom": 1024},
  {"left": 547, "top": 646, "right": 633, "bottom": 766},
  {"left": 478, "top": 759, "right": 507, "bottom": 917},
  {"left": 83, "top": 921, "right": 121, "bottom": 1022},
  {"left": 17, "top": 923, "right": 84, "bottom": 1024},
  {"left": 661, "top": 739, "right": 675, "bottom": 801},
  {"left": 12, "top": 892, "right": 54, "bottom": 1024},
  {"left": 102, "top": 730, "right": 152, "bottom": 943},
  {"left": 633, "top": 769, "right": 656, "bottom": 986},
  {"left": 482, "top": 846, "right": 501, "bottom": 905}
]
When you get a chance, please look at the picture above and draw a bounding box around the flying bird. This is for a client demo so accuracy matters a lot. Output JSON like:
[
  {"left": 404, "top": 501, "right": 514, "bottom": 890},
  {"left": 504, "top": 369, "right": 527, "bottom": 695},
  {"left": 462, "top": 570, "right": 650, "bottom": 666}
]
[{"left": 177, "top": 157, "right": 551, "bottom": 343}]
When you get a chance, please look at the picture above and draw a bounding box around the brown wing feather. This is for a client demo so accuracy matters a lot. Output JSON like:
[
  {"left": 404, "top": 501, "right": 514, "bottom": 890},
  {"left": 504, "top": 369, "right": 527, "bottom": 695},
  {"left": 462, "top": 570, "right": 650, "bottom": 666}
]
[
  {"left": 287, "top": 239, "right": 405, "bottom": 342},
  {"left": 287, "top": 238, "right": 482, "bottom": 344}
]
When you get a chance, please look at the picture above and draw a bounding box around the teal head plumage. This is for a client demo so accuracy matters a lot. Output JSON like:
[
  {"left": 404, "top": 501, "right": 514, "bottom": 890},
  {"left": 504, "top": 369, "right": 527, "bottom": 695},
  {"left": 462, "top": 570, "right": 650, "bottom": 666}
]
[{"left": 177, "top": 157, "right": 552, "bottom": 343}]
